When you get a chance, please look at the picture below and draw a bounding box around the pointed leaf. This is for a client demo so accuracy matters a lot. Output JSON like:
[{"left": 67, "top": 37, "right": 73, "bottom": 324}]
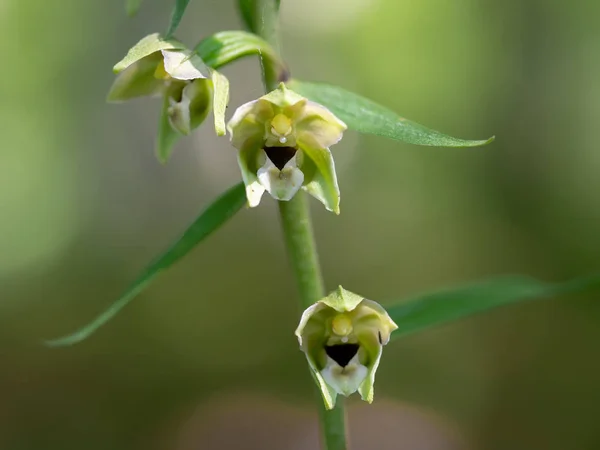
[
  {"left": 195, "top": 31, "right": 281, "bottom": 71},
  {"left": 211, "top": 70, "right": 229, "bottom": 136},
  {"left": 287, "top": 80, "right": 494, "bottom": 148},
  {"left": 166, "top": 0, "right": 191, "bottom": 38},
  {"left": 113, "top": 33, "right": 185, "bottom": 73},
  {"left": 125, "top": 0, "right": 143, "bottom": 17},
  {"left": 387, "top": 274, "right": 600, "bottom": 340},
  {"left": 45, "top": 182, "right": 247, "bottom": 347}
]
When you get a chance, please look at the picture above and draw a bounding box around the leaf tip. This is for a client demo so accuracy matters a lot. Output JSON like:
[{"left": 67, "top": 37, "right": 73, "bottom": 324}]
[{"left": 43, "top": 332, "right": 87, "bottom": 348}]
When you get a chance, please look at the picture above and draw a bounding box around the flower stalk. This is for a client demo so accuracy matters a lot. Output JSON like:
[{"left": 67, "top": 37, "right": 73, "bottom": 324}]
[{"left": 252, "top": 1, "right": 349, "bottom": 448}]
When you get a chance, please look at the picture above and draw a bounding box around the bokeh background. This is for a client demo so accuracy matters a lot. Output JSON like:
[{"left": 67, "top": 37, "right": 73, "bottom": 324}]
[{"left": 2, "top": 0, "right": 600, "bottom": 449}]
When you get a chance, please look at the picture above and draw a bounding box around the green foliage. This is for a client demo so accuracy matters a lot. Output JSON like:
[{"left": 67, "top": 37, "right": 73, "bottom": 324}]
[
  {"left": 195, "top": 30, "right": 280, "bottom": 70},
  {"left": 288, "top": 80, "right": 494, "bottom": 148},
  {"left": 237, "top": 0, "right": 281, "bottom": 33},
  {"left": 125, "top": 0, "right": 143, "bottom": 17},
  {"left": 387, "top": 274, "right": 600, "bottom": 339},
  {"left": 46, "top": 183, "right": 247, "bottom": 346},
  {"left": 166, "top": 0, "right": 192, "bottom": 38}
]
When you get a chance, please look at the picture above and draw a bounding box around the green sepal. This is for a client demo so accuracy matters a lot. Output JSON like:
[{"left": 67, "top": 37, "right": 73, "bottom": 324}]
[
  {"left": 107, "top": 52, "right": 165, "bottom": 102},
  {"left": 211, "top": 70, "right": 229, "bottom": 136},
  {"left": 237, "top": 139, "right": 266, "bottom": 207},
  {"left": 113, "top": 33, "right": 185, "bottom": 73},
  {"left": 356, "top": 330, "right": 382, "bottom": 404},
  {"left": 299, "top": 146, "right": 340, "bottom": 214}
]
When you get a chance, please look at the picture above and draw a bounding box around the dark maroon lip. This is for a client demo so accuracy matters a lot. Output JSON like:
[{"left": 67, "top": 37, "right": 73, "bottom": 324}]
[
  {"left": 325, "top": 343, "right": 360, "bottom": 368},
  {"left": 264, "top": 146, "right": 297, "bottom": 170}
]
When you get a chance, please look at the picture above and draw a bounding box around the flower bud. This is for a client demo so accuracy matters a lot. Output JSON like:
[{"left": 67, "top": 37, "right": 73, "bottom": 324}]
[
  {"left": 227, "top": 83, "right": 347, "bottom": 213},
  {"left": 295, "top": 286, "right": 398, "bottom": 410}
]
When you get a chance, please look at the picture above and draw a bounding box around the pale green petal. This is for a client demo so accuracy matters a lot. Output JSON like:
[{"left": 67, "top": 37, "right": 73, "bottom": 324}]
[
  {"left": 357, "top": 299, "right": 398, "bottom": 344},
  {"left": 188, "top": 79, "right": 212, "bottom": 130},
  {"left": 227, "top": 99, "right": 273, "bottom": 149},
  {"left": 107, "top": 53, "right": 165, "bottom": 102},
  {"left": 309, "top": 358, "right": 338, "bottom": 410},
  {"left": 295, "top": 302, "right": 328, "bottom": 342},
  {"left": 296, "top": 107, "right": 346, "bottom": 150},
  {"left": 237, "top": 143, "right": 266, "bottom": 207},
  {"left": 257, "top": 155, "right": 304, "bottom": 201},
  {"left": 357, "top": 342, "right": 383, "bottom": 404},
  {"left": 161, "top": 49, "right": 210, "bottom": 80},
  {"left": 299, "top": 146, "right": 340, "bottom": 214},
  {"left": 113, "top": 33, "right": 185, "bottom": 73},
  {"left": 211, "top": 70, "right": 229, "bottom": 136},
  {"left": 167, "top": 84, "right": 193, "bottom": 135},
  {"left": 156, "top": 86, "right": 184, "bottom": 164}
]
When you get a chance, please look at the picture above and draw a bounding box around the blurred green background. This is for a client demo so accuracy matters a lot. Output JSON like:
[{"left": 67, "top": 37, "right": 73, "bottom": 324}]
[{"left": 2, "top": 0, "right": 600, "bottom": 449}]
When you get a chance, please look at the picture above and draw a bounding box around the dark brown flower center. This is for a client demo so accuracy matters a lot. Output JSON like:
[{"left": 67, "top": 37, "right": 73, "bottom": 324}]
[
  {"left": 264, "top": 146, "right": 297, "bottom": 171},
  {"left": 325, "top": 344, "right": 359, "bottom": 368}
]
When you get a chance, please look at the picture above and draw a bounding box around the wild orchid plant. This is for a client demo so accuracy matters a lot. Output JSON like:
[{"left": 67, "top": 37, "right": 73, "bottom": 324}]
[{"left": 47, "top": 1, "right": 600, "bottom": 449}]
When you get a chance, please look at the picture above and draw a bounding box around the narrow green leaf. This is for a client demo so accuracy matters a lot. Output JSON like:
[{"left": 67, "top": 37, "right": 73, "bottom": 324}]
[
  {"left": 387, "top": 274, "right": 600, "bottom": 340},
  {"left": 113, "top": 33, "right": 185, "bottom": 74},
  {"left": 45, "top": 182, "right": 248, "bottom": 347},
  {"left": 125, "top": 0, "right": 143, "bottom": 17},
  {"left": 237, "top": 0, "right": 281, "bottom": 33},
  {"left": 287, "top": 80, "right": 494, "bottom": 148},
  {"left": 166, "top": 0, "right": 191, "bottom": 38},
  {"left": 211, "top": 71, "right": 229, "bottom": 136},
  {"left": 195, "top": 31, "right": 280, "bottom": 71}
]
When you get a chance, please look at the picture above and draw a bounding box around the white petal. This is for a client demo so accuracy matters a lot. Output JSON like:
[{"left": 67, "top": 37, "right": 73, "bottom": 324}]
[
  {"left": 320, "top": 353, "right": 368, "bottom": 397},
  {"left": 257, "top": 155, "right": 304, "bottom": 201},
  {"left": 161, "top": 49, "right": 209, "bottom": 80},
  {"left": 245, "top": 180, "right": 266, "bottom": 208},
  {"left": 167, "top": 84, "right": 194, "bottom": 135}
]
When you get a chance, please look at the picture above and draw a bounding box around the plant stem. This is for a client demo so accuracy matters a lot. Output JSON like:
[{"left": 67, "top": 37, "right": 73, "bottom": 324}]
[
  {"left": 277, "top": 194, "right": 324, "bottom": 308},
  {"left": 319, "top": 400, "right": 348, "bottom": 450},
  {"left": 278, "top": 192, "right": 348, "bottom": 450},
  {"left": 251, "top": 2, "right": 348, "bottom": 448},
  {"left": 255, "top": 0, "right": 282, "bottom": 91}
]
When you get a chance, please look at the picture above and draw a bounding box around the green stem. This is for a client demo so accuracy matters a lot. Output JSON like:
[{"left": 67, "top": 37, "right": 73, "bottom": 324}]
[
  {"left": 250, "top": 2, "right": 348, "bottom": 448},
  {"left": 319, "top": 400, "right": 348, "bottom": 450},
  {"left": 278, "top": 194, "right": 348, "bottom": 450},
  {"left": 253, "top": 0, "right": 284, "bottom": 91},
  {"left": 277, "top": 193, "right": 324, "bottom": 308}
]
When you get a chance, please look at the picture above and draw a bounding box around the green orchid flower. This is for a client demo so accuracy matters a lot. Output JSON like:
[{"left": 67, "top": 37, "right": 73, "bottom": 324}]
[
  {"left": 107, "top": 33, "right": 229, "bottom": 162},
  {"left": 295, "top": 286, "right": 398, "bottom": 410},
  {"left": 226, "top": 83, "right": 346, "bottom": 213}
]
